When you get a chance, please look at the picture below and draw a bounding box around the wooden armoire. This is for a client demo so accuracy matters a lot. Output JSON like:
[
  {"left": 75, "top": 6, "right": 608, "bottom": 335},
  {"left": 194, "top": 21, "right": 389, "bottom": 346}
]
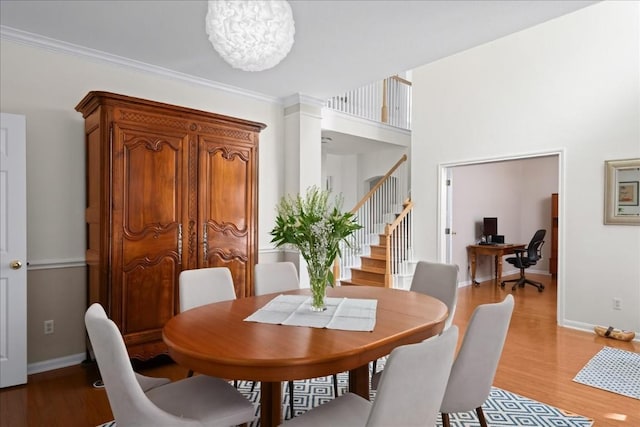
[{"left": 76, "top": 92, "right": 266, "bottom": 360}]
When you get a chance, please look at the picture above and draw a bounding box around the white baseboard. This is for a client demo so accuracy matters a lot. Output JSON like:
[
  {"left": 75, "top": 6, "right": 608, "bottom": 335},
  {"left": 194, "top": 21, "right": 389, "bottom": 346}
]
[
  {"left": 561, "top": 320, "right": 639, "bottom": 343},
  {"left": 28, "top": 352, "right": 86, "bottom": 375}
]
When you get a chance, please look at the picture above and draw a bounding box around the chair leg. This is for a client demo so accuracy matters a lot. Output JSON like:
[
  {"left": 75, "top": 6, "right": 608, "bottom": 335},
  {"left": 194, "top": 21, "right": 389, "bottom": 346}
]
[
  {"left": 501, "top": 267, "right": 526, "bottom": 290},
  {"left": 371, "top": 359, "right": 378, "bottom": 374},
  {"left": 522, "top": 276, "right": 545, "bottom": 292},
  {"left": 288, "top": 380, "right": 295, "bottom": 418},
  {"left": 441, "top": 413, "right": 451, "bottom": 427},
  {"left": 501, "top": 267, "right": 545, "bottom": 292},
  {"left": 476, "top": 407, "right": 488, "bottom": 427},
  {"left": 332, "top": 374, "right": 339, "bottom": 397},
  {"left": 511, "top": 277, "right": 526, "bottom": 291}
]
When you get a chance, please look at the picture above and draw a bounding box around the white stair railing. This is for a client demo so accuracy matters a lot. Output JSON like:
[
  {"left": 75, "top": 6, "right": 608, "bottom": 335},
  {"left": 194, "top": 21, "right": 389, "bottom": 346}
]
[
  {"left": 326, "top": 76, "right": 412, "bottom": 130},
  {"left": 385, "top": 201, "right": 414, "bottom": 289},
  {"left": 336, "top": 155, "right": 411, "bottom": 286}
]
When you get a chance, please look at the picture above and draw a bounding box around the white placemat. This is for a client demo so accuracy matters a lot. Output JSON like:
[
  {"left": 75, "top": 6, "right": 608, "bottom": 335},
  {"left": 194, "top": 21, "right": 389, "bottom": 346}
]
[{"left": 244, "top": 294, "right": 377, "bottom": 331}]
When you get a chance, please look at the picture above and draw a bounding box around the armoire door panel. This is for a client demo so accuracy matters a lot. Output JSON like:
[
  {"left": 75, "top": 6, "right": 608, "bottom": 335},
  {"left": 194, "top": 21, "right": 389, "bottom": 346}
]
[
  {"left": 202, "top": 224, "right": 249, "bottom": 271},
  {"left": 121, "top": 259, "right": 177, "bottom": 334},
  {"left": 118, "top": 127, "right": 188, "bottom": 233},
  {"left": 121, "top": 225, "right": 181, "bottom": 267},
  {"left": 111, "top": 124, "right": 188, "bottom": 338},
  {"left": 198, "top": 138, "right": 252, "bottom": 231}
]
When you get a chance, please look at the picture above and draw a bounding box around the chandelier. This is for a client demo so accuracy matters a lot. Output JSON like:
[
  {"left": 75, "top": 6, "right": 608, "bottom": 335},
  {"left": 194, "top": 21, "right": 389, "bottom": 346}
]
[{"left": 205, "top": 0, "right": 296, "bottom": 72}]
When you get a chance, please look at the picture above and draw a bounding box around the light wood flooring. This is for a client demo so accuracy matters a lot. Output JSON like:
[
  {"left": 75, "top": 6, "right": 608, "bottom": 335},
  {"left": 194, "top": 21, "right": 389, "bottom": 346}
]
[{"left": 1, "top": 274, "right": 638, "bottom": 426}]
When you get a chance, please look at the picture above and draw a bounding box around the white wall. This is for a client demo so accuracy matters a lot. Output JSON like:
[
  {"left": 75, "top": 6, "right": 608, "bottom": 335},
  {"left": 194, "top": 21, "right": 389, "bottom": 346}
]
[
  {"left": 323, "top": 153, "right": 359, "bottom": 210},
  {"left": 451, "top": 156, "right": 558, "bottom": 284},
  {"left": 412, "top": 1, "right": 640, "bottom": 332}
]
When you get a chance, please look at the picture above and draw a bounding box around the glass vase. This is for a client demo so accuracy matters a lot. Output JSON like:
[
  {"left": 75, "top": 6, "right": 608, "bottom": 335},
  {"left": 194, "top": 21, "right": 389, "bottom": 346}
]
[{"left": 308, "top": 269, "right": 328, "bottom": 312}]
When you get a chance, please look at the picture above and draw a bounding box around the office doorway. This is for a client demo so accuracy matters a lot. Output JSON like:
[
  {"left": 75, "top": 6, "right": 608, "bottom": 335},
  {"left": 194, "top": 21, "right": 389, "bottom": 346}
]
[{"left": 441, "top": 151, "right": 563, "bottom": 319}]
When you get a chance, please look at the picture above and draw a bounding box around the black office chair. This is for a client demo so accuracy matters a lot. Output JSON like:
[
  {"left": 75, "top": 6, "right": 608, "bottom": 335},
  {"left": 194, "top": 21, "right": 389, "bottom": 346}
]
[{"left": 501, "top": 229, "right": 546, "bottom": 292}]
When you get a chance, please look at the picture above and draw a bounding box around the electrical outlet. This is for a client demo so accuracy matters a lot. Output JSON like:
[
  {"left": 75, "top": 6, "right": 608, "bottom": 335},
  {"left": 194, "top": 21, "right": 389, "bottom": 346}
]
[
  {"left": 612, "top": 298, "right": 622, "bottom": 311},
  {"left": 44, "top": 319, "right": 54, "bottom": 334}
]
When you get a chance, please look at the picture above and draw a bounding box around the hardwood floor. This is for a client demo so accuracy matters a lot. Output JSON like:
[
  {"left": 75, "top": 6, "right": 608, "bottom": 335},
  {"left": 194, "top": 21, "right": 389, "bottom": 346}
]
[
  {"left": 1, "top": 274, "right": 638, "bottom": 426},
  {"left": 456, "top": 274, "right": 639, "bottom": 426}
]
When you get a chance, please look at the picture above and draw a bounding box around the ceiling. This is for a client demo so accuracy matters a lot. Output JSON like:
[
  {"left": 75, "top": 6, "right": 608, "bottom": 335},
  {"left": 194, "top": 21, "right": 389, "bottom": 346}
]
[{"left": 1, "top": 0, "right": 597, "bottom": 102}]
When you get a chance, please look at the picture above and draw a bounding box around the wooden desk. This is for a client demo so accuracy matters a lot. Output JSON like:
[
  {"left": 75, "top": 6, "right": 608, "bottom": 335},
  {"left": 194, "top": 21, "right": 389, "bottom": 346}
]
[
  {"left": 163, "top": 286, "right": 447, "bottom": 427},
  {"left": 467, "top": 243, "right": 525, "bottom": 285}
]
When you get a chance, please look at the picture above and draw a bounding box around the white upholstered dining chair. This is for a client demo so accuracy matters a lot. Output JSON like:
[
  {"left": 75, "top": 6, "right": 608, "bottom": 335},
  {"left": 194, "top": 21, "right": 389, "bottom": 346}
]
[
  {"left": 179, "top": 266, "right": 237, "bottom": 378},
  {"left": 409, "top": 260, "right": 459, "bottom": 329},
  {"left": 254, "top": 261, "right": 300, "bottom": 296},
  {"left": 179, "top": 266, "right": 237, "bottom": 312},
  {"left": 280, "top": 326, "right": 459, "bottom": 427},
  {"left": 371, "top": 260, "right": 459, "bottom": 384},
  {"left": 440, "top": 294, "right": 515, "bottom": 427},
  {"left": 85, "top": 303, "right": 255, "bottom": 427}
]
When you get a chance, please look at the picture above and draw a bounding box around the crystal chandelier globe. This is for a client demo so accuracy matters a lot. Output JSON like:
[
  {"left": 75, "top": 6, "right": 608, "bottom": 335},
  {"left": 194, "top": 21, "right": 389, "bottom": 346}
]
[{"left": 206, "top": 0, "right": 295, "bottom": 72}]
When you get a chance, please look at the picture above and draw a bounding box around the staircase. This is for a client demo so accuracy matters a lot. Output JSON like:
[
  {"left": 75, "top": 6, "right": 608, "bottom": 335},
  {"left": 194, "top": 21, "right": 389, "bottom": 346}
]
[
  {"left": 343, "top": 234, "right": 389, "bottom": 287},
  {"left": 337, "top": 156, "right": 414, "bottom": 288}
]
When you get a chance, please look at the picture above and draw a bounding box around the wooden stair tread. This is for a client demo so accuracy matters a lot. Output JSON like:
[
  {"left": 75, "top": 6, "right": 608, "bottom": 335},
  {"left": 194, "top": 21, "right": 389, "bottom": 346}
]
[
  {"left": 361, "top": 254, "right": 385, "bottom": 261},
  {"left": 351, "top": 266, "right": 386, "bottom": 274},
  {"left": 340, "top": 279, "right": 385, "bottom": 287}
]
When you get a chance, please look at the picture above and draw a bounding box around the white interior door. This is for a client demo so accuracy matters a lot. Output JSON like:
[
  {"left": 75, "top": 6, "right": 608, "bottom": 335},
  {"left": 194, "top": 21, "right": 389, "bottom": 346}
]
[{"left": 0, "top": 112, "right": 27, "bottom": 388}]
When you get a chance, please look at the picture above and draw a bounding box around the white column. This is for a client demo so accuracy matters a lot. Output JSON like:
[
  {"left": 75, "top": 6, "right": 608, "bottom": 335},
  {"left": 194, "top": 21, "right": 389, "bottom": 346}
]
[{"left": 283, "top": 94, "right": 324, "bottom": 287}]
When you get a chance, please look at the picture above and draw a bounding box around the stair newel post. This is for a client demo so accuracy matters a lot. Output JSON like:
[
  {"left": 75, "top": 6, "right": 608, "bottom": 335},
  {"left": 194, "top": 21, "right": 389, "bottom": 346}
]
[
  {"left": 384, "top": 224, "right": 392, "bottom": 287},
  {"left": 332, "top": 258, "right": 340, "bottom": 286}
]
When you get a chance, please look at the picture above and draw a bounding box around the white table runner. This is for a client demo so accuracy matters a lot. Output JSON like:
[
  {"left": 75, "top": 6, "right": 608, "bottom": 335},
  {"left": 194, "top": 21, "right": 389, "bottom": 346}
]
[{"left": 244, "top": 294, "right": 377, "bottom": 331}]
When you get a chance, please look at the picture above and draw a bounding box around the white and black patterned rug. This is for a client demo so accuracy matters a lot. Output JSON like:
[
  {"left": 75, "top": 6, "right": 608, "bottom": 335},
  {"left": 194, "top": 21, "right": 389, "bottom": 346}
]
[
  {"left": 573, "top": 346, "right": 640, "bottom": 400},
  {"left": 236, "top": 376, "right": 592, "bottom": 426},
  {"left": 100, "top": 365, "right": 593, "bottom": 426}
]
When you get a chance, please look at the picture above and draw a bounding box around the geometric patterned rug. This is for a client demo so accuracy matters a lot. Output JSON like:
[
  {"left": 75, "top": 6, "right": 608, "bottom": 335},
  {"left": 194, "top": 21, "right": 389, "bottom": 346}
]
[
  {"left": 232, "top": 375, "right": 593, "bottom": 426},
  {"left": 573, "top": 346, "right": 640, "bottom": 400},
  {"left": 99, "top": 363, "right": 594, "bottom": 427}
]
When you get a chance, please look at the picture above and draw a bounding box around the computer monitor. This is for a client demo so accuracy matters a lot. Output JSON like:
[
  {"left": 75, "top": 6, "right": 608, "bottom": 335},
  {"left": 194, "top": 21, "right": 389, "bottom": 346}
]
[{"left": 483, "top": 217, "right": 498, "bottom": 238}]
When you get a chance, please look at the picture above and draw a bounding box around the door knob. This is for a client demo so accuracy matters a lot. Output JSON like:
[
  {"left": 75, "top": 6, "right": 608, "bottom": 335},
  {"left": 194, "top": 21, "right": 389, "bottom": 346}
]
[{"left": 10, "top": 260, "right": 22, "bottom": 270}]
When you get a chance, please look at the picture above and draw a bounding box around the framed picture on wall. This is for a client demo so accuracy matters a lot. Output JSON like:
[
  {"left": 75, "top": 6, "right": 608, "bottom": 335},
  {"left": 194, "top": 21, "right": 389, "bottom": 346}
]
[
  {"left": 618, "top": 181, "right": 639, "bottom": 206},
  {"left": 604, "top": 158, "right": 640, "bottom": 224}
]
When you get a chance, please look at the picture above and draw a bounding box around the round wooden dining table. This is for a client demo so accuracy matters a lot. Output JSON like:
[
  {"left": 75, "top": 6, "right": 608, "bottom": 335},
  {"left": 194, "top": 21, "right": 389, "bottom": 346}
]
[{"left": 163, "top": 285, "right": 447, "bottom": 427}]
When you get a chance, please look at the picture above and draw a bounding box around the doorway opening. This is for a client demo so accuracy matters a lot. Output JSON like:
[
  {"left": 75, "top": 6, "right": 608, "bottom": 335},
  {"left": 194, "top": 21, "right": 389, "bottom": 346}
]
[{"left": 439, "top": 150, "right": 564, "bottom": 324}]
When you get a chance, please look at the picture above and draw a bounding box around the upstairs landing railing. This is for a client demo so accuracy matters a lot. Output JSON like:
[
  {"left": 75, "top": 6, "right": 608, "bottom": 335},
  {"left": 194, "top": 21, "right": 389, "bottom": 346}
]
[{"left": 326, "top": 76, "right": 412, "bottom": 130}]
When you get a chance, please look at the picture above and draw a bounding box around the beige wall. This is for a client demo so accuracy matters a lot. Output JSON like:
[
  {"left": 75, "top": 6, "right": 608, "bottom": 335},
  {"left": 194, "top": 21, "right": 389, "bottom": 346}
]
[
  {"left": 26, "top": 267, "right": 86, "bottom": 364},
  {"left": 411, "top": 1, "right": 640, "bottom": 332},
  {"left": 0, "top": 39, "right": 287, "bottom": 367}
]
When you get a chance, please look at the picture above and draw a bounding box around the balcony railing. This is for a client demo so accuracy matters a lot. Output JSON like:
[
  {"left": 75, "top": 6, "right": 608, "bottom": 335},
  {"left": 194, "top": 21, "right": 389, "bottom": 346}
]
[{"left": 326, "top": 76, "right": 412, "bottom": 130}]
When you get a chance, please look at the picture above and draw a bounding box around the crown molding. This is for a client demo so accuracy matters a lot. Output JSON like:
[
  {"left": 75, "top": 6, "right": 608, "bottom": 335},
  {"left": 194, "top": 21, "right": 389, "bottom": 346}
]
[
  {"left": 283, "top": 93, "right": 326, "bottom": 109},
  {"left": 0, "top": 25, "right": 280, "bottom": 105}
]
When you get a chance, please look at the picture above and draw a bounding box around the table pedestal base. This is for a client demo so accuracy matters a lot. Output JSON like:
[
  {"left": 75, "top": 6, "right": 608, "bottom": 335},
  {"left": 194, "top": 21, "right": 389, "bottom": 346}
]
[{"left": 261, "top": 381, "right": 282, "bottom": 427}]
